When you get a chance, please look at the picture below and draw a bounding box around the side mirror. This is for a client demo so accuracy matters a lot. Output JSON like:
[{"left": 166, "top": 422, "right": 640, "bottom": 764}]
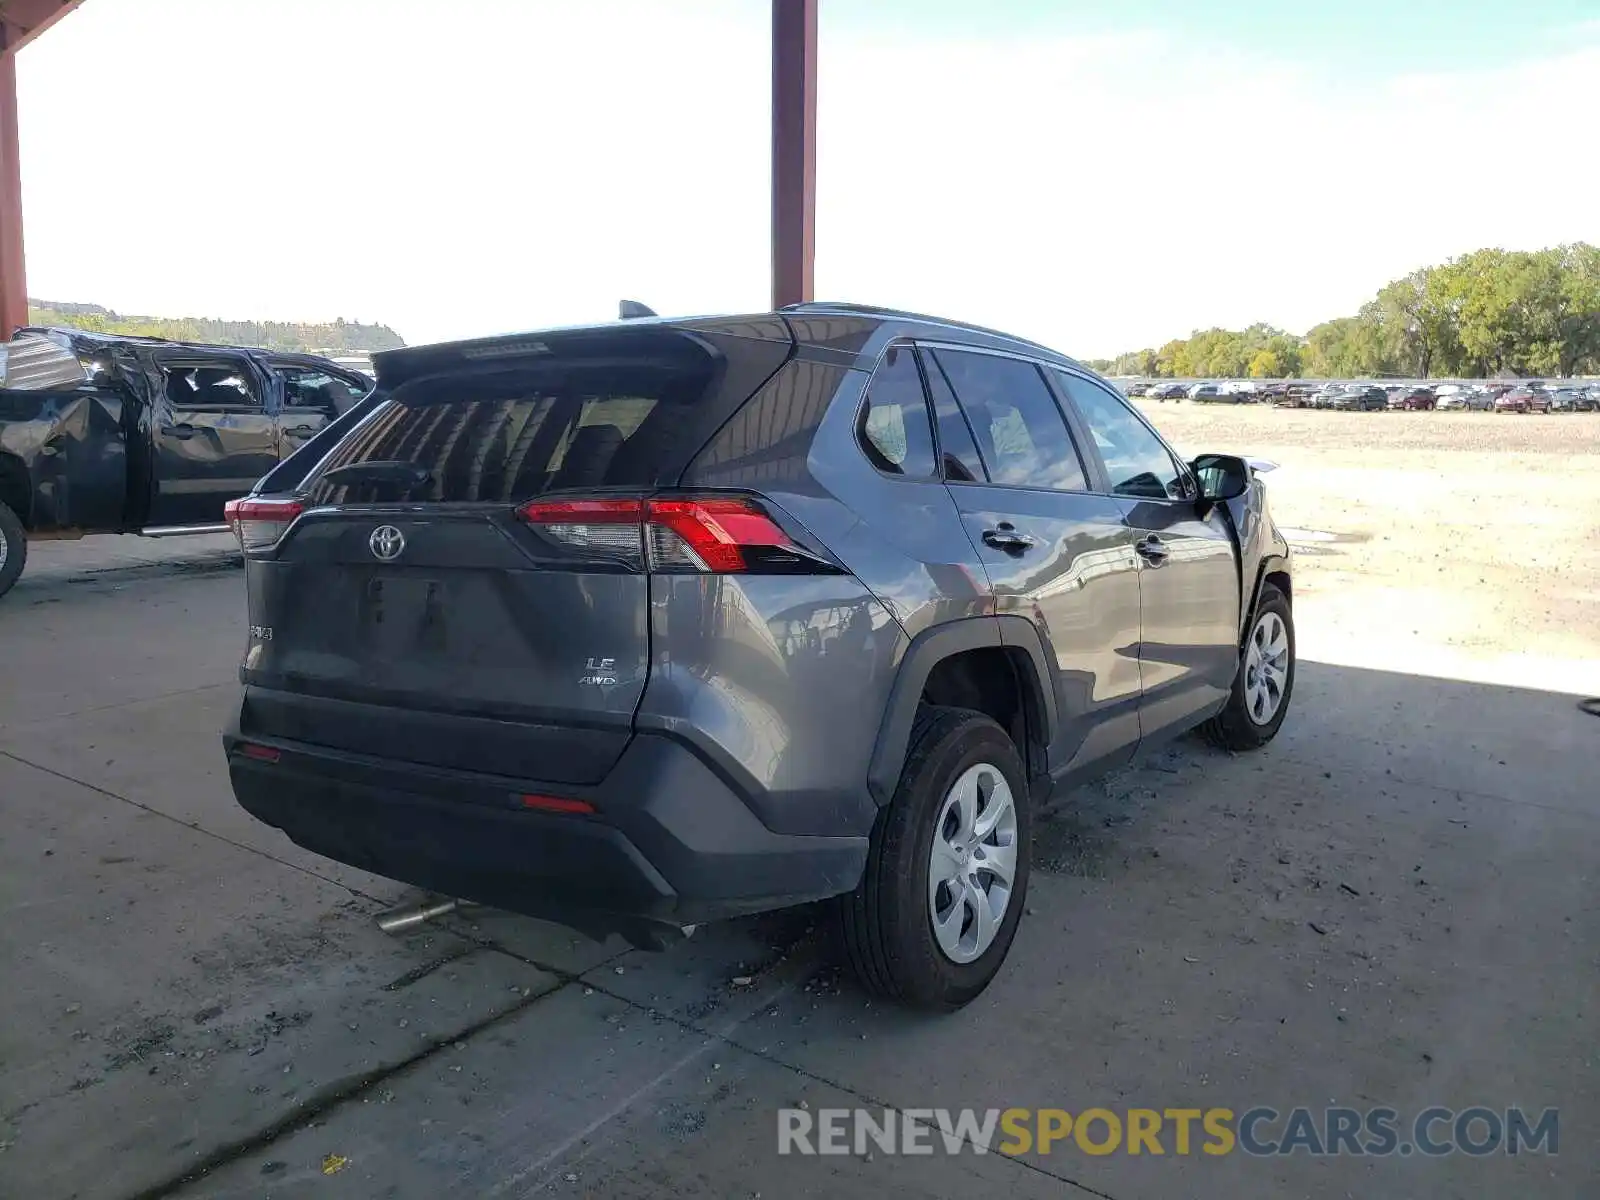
[{"left": 1190, "top": 453, "right": 1252, "bottom": 501}]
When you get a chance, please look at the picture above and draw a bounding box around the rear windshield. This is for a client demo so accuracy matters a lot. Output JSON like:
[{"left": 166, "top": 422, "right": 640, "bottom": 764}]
[{"left": 301, "top": 354, "right": 716, "bottom": 507}]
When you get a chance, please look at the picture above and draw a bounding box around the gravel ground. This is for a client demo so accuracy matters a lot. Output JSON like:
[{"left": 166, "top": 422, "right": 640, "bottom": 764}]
[{"left": 1138, "top": 404, "right": 1600, "bottom": 689}]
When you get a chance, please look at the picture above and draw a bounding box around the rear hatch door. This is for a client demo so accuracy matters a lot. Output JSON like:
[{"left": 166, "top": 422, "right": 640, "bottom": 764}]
[{"left": 239, "top": 323, "right": 791, "bottom": 783}]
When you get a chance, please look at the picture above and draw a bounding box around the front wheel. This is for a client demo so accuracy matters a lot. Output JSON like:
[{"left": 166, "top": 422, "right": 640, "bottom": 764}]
[
  {"left": 837, "top": 707, "right": 1031, "bottom": 1010},
  {"left": 0, "top": 502, "right": 26, "bottom": 599},
  {"left": 1204, "top": 583, "right": 1295, "bottom": 751}
]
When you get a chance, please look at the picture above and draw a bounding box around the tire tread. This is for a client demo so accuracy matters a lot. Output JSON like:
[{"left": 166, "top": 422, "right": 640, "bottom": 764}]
[
  {"left": 0, "top": 501, "right": 27, "bottom": 599},
  {"left": 837, "top": 705, "right": 1027, "bottom": 1008},
  {"left": 1204, "top": 583, "right": 1292, "bottom": 751}
]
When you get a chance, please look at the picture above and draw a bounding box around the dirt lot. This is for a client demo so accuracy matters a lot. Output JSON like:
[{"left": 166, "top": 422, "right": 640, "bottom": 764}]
[
  {"left": 1137, "top": 403, "right": 1600, "bottom": 682},
  {"left": 1, "top": 409, "right": 1596, "bottom": 1199}
]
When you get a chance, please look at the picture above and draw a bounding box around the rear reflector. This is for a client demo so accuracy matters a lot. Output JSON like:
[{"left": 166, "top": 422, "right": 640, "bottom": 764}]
[
  {"left": 518, "top": 793, "right": 596, "bottom": 815},
  {"left": 516, "top": 495, "right": 814, "bottom": 574},
  {"left": 237, "top": 742, "right": 281, "bottom": 763},
  {"left": 224, "top": 497, "right": 304, "bottom": 551}
]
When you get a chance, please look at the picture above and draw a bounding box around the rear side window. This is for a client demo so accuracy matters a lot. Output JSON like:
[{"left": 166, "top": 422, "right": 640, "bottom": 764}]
[
  {"left": 303, "top": 355, "right": 714, "bottom": 506},
  {"left": 281, "top": 368, "right": 370, "bottom": 411},
  {"left": 930, "top": 350, "right": 1087, "bottom": 491},
  {"left": 856, "top": 345, "right": 936, "bottom": 479},
  {"left": 918, "top": 349, "right": 987, "bottom": 483}
]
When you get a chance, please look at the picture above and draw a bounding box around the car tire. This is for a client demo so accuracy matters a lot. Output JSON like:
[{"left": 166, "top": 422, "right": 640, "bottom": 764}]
[
  {"left": 837, "top": 706, "right": 1031, "bottom": 1011},
  {"left": 1204, "top": 583, "right": 1294, "bottom": 751},
  {"left": 0, "top": 501, "right": 26, "bottom": 599}
]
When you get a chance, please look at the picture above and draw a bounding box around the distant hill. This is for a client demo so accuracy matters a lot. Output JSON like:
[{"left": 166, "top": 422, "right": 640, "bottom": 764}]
[{"left": 25, "top": 300, "right": 406, "bottom": 354}]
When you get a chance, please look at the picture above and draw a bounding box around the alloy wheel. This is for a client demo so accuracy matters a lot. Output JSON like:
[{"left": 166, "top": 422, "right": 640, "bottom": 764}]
[
  {"left": 927, "top": 762, "right": 1018, "bottom": 964},
  {"left": 1244, "top": 610, "right": 1291, "bottom": 725}
]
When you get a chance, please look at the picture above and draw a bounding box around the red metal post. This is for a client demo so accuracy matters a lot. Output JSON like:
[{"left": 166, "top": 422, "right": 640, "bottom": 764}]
[
  {"left": 771, "top": 0, "right": 816, "bottom": 310},
  {"left": 1, "top": 2, "right": 88, "bottom": 337},
  {"left": 0, "top": 49, "right": 25, "bottom": 337}
]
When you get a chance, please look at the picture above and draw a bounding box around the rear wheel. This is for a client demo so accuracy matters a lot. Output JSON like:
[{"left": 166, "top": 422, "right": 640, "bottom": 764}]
[
  {"left": 0, "top": 502, "right": 26, "bottom": 599},
  {"left": 1204, "top": 583, "right": 1294, "bottom": 751},
  {"left": 837, "top": 707, "right": 1030, "bottom": 1010}
]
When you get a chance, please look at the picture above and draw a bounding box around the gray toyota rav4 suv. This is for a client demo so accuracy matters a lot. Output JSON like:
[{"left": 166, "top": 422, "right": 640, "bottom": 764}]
[{"left": 224, "top": 303, "right": 1294, "bottom": 1010}]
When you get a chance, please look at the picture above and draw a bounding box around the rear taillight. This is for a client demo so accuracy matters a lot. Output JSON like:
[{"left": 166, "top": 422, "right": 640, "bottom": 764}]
[
  {"left": 517, "top": 792, "right": 596, "bottom": 815},
  {"left": 516, "top": 495, "right": 824, "bottom": 574},
  {"left": 224, "top": 497, "right": 303, "bottom": 551}
]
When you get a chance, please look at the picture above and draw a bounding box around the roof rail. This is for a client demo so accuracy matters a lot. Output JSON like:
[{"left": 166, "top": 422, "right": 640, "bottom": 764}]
[{"left": 779, "top": 301, "right": 1067, "bottom": 360}]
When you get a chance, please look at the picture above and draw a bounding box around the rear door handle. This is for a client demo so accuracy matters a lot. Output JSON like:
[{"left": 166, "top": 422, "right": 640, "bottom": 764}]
[
  {"left": 1135, "top": 534, "right": 1170, "bottom": 566},
  {"left": 982, "top": 526, "right": 1037, "bottom": 553},
  {"left": 283, "top": 424, "right": 318, "bottom": 436},
  {"left": 161, "top": 423, "right": 196, "bottom": 440}
]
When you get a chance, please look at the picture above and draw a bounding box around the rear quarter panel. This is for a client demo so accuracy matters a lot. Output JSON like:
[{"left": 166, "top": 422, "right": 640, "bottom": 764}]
[
  {"left": 675, "top": 349, "right": 989, "bottom": 836},
  {"left": 639, "top": 572, "right": 905, "bottom": 837}
]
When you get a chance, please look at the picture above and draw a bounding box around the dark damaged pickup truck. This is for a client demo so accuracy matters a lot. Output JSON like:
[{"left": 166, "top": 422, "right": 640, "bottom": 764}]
[{"left": 0, "top": 328, "right": 373, "bottom": 597}]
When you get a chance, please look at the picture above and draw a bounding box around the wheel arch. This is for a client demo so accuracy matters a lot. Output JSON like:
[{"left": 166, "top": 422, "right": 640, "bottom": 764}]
[
  {"left": 868, "top": 616, "right": 1058, "bottom": 805},
  {"left": 1243, "top": 554, "right": 1292, "bottom": 648}
]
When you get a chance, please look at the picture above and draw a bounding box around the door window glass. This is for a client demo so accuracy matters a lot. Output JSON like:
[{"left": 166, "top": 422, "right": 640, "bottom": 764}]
[
  {"left": 917, "top": 349, "right": 987, "bottom": 482},
  {"left": 856, "top": 344, "right": 936, "bottom": 479},
  {"left": 930, "top": 350, "right": 1087, "bottom": 491},
  {"left": 1055, "top": 371, "right": 1187, "bottom": 500},
  {"left": 281, "top": 368, "right": 369, "bottom": 411},
  {"left": 165, "top": 363, "right": 260, "bottom": 409}
]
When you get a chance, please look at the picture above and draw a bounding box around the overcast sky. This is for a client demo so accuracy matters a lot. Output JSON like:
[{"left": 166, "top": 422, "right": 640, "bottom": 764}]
[{"left": 15, "top": 0, "right": 1600, "bottom": 356}]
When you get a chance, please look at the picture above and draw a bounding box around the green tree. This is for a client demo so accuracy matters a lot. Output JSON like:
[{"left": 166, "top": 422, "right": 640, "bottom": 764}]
[
  {"left": 1265, "top": 334, "right": 1303, "bottom": 376},
  {"left": 25, "top": 300, "right": 405, "bottom": 353},
  {"left": 1094, "top": 241, "right": 1600, "bottom": 380},
  {"left": 1156, "top": 338, "right": 1192, "bottom": 377},
  {"left": 1247, "top": 349, "right": 1280, "bottom": 378}
]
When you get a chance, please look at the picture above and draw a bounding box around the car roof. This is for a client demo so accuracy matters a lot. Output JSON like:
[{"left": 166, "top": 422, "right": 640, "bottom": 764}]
[
  {"left": 14, "top": 325, "right": 339, "bottom": 366},
  {"left": 373, "top": 303, "right": 1089, "bottom": 384},
  {"left": 779, "top": 301, "right": 1075, "bottom": 362},
  {"left": 18, "top": 325, "right": 261, "bottom": 357}
]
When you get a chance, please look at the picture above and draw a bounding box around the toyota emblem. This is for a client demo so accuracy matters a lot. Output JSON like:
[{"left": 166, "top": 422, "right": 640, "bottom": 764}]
[{"left": 368, "top": 524, "right": 406, "bottom": 561}]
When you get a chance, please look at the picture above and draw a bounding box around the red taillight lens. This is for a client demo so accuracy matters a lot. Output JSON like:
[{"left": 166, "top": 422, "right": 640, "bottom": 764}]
[
  {"left": 236, "top": 742, "right": 281, "bottom": 764},
  {"left": 644, "top": 498, "right": 791, "bottom": 573},
  {"left": 518, "top": 793, "right": 596, "bottom": 815},
  {"left": 516, "top": 495, "right": 812, "bottom": 574},
  {"left": 224, "top": 497, "right": 304, "bottom": 551}
]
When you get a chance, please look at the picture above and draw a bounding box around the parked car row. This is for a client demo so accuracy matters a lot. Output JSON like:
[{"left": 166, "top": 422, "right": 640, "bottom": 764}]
[
  {"left": 1140, "top": 380, "right": 1261, "bottom": 402},
  {"left": 1123, "top": 378, "right": 1600, "bottom": 413}
]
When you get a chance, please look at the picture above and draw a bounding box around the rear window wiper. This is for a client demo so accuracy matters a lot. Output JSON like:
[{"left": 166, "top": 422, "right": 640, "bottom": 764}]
[{"left": 319, "top": 461, "right": 432, "bottom": 488}]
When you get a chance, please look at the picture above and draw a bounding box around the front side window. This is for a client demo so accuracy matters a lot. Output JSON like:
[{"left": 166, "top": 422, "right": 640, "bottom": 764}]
[
  {"left": 856, "top": 344, "right": 936, "bottom": 479},
  {"left": 930, "top": 349, "right": 1087, "bottom": 491},
  {"left": 281, "top": 368, "right": 369, "bottom": 410},
  {"left": 164, "top": 362, "right": 260, "bottom": 409},
  {"left": 1055, "top": 371, "right": 1187, "bottom": 500}
]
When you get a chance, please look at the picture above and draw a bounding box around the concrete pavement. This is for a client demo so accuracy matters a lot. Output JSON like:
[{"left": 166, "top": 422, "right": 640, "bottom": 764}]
[{"left": 1, "top": 527, "right": 1596, "bottom": 1199}]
